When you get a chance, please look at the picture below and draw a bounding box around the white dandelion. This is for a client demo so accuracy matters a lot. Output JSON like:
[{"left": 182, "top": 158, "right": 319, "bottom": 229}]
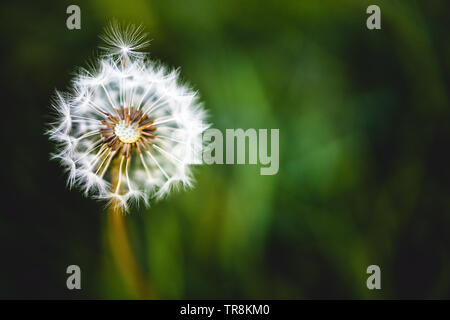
[{"left": 48, "top": 23, "right": 209, "bottom": 210}]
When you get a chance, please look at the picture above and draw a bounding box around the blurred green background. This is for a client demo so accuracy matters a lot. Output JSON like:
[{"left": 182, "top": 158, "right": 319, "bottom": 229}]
[{"left": 1, "top": 0, "right": 450, "bottom": 299}]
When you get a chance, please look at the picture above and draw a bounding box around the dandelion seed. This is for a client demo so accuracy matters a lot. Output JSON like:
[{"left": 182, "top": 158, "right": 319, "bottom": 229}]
[{"left": 47, "top": 23, "right": 209, "bottom": 210}]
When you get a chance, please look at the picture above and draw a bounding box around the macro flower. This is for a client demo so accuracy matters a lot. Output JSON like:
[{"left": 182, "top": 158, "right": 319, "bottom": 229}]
[{"left": 48, "top": 23, "right": 209, "bottom": 210}]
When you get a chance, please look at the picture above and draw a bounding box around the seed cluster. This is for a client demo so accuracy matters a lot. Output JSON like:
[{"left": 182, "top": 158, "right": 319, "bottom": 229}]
[
  {"left": 114, "top": 121, "right": 142, "bottom": 144},
  {"left": 100, "top": 106, "right": 156, "bottom": 159}
]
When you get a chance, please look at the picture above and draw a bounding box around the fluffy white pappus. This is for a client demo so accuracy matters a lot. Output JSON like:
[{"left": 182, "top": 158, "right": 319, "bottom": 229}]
[
  {"left": 99, "top": 21, "right": 150, "bottom": 62},
  {"left": 47, "top": 91, "right": 72, "bottom": 136},
  {"left": 47, "top": 24, "right": 209, "bottom": 211}
]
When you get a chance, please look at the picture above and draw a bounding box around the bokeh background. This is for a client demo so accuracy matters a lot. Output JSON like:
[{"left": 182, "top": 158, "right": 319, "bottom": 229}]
[{"left": 1, "top": 0, "right": 450, "bottom": 299}]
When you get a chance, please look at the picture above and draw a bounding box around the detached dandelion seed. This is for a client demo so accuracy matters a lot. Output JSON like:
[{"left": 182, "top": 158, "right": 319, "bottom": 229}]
[{"left": 47, "top": 23, "right": 209, "bottom": 211}]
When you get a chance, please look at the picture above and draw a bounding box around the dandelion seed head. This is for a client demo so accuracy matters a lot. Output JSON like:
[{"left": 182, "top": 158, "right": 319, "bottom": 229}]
[{"left": 47, "top": 23, "right": 209, "bottom": 210}]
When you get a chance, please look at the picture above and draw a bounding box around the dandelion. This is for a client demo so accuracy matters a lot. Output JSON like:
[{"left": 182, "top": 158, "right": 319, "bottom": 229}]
[{"left": 48, "top": 23, "right": 209, "bottom": 211}]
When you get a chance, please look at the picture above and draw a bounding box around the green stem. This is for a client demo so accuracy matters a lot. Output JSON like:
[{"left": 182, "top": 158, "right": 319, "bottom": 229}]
[{"left": 107, "top": 158, "right": 155, "bottom": 299}]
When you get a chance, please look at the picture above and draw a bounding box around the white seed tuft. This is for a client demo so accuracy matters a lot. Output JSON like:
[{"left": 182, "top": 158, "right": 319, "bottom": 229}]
[{"left": 47, "top": 23, "right": 209, "bottom": 210}]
